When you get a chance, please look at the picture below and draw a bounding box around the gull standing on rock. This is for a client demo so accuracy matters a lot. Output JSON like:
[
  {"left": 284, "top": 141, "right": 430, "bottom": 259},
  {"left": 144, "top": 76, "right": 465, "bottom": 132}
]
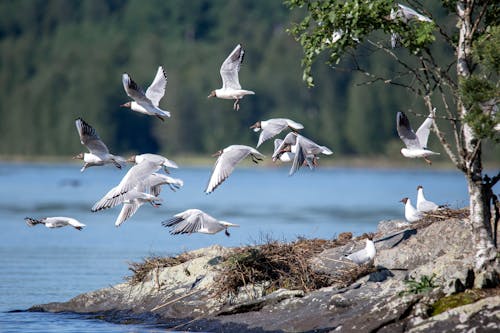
[
  {"left": 162, "top": 209, "right": 239, "bottom": 237},
  {"left": 208, "top": 44, "right": 254, "bottom": 111},
  {"left": 205, "top": 145, "right": 264, "bottom": 194},
  {"left": 25, "top": 217, "right": 86, "bottom": 230},
  {"left": 73, "top": 118, "right": 125, "bottom": 172},
  {"left": 127, "top": 153, "right": 178, "bottom": 173},
  {"left": 272, "top": 132, "right": 333, "bottom": 176},
  {"left": 346, "top": 236, "right": 376, "bottom": 265},
  {"left": 400, "top": 197, "right": 423, "bottom": 222},
  {"left": 396, "top": 111, "right": 439, "bottom": 165},
  {"left": 250, "top": 118, "right": 304, "bottom": 148},
  {"left": 121, "top": 66, "right": 171, "bottom": 121},
  {"left": 416, "top": 185, "right": 439, "bottom": 212}
]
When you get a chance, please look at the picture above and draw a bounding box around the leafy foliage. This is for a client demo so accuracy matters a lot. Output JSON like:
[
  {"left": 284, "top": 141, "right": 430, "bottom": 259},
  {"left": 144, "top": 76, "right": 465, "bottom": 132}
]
[{"left": 399, "top": 274, "right": 437, "bottom": 296}]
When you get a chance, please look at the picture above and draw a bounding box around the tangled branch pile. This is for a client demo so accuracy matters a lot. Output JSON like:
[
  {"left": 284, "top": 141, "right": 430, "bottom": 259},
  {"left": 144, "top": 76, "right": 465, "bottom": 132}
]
[
  {"left": 213, "top": 234, "right": 363, "bottom": 299},
  {"left": 126, "top": 252, "right": 196, "bottom": 285}
]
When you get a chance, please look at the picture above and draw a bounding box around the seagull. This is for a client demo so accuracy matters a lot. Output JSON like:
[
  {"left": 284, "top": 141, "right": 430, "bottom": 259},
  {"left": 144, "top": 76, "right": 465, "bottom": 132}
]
[
  {"left": 272, "top": 132, "right": 332, "bottom": 176},
  {"left": 162, "top": 209, "right": 239, "bottom": 237},
  {"left": 121, "top": 66, "right": 171, "bottom": 121},
  {"left": 346, "top": 236, "right": 376, "bottom": 265},
  {"left": 416, "top": 185, "right": 439, "bottom": 212},
  {"left": 114, "top": 189, "right": 162, "bottom": 227},
  {"left": 273, "top": 139, "right": 295, "bottom": 162},
  {"left": 140, "top": 172, "right": 184, "bottom": 196},
  {"left": 73, "top": 118, "right": 125, "bottom": 172},
  {"left": 208, "top": 44, "right": 255, "bottom": 111},
  {"left": 250, "top": 118, "right": 304, "bottom": 148},
  {"left": 396, "top": 111, "right": 439, "bottom": 164},
  {"left": 25, "top": 217, "right": 86, "bottom": 230},
  {"left": 127, "top": 153, "right": 178, "bottom": 173},
  {"left": 92, "top": 159, "right": 164, "bottom": 212},
  {"left": 400, "top": 197, "right": 423, "bottom": 222},
  {"left": 205, "top": 145, "right": 264, "bottom": 194},
  {"left": 390, "top": 3, "right": 432, "bottom": 48}
]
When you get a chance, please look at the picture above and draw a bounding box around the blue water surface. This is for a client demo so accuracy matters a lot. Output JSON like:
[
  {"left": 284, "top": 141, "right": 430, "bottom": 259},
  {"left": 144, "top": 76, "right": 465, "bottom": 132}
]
[{"left": 0, "top": 163, "right": 471, "bottom": 332}]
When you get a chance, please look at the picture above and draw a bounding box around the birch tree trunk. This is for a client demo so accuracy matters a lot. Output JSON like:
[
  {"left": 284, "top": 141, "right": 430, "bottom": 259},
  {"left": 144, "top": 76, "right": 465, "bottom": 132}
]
[{"left": 457, "top": 0, "right": 498, "bottom": 272}]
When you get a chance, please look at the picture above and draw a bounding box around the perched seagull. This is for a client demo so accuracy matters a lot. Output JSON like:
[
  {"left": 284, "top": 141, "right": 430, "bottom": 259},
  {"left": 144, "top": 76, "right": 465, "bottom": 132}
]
[
  {"left": 127, "top": 153, "right": 178, "bottom": 173},
  {"left": 346, "top": 236, "right": 376, "bottom": 265},
  {"left": 162, "top": 209, "right": 239, "bottom": 237},
  {"left": 92, "top": 159, "right": 164, "bottom": 212},
  {"left": 396, "top": 111, "right": 439, "bottom": 164},
  {"left": 114, "top": 189, "right": 161, "bottom": 227},
  {"left": 25, "top": 217, "right": 86, "bottom": 231},
  {"left": 205, "top": 145, "right": 264, "bottom": 194},
  {"left": 250, "top": 118, "right": 304, "bottom": 148},
  {"left": 400, "top": 197, "right": 423, "bottom": 222},
  {"left": 416, "top": 185, "right": 439, "bottom": 212},
  {"left": 73, "top": 118, "right": 125, "bottom": 172},
  {"left": 208, "top": 44, "right": 254, "bottom": 111},
  {"left": 121, "top": 66, "right": 171, "bottom": 121},
  {"left": 272, "top": 132, "right": 333, "bottom": 176},
  {"left": 390, "top": 3, "right": 432, "bottom": 48}
]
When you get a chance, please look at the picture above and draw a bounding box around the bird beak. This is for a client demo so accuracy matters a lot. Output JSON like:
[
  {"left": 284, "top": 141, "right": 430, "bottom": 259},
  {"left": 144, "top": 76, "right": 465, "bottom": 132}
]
[{"left": 120, "top": 103, "right": 128, "bottom": 108}]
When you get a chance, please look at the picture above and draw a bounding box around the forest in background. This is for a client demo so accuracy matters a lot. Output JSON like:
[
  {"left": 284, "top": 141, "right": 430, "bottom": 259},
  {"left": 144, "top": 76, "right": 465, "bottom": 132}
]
[{"left": 0, "top": 0, "right": 498, "bottom": 163}]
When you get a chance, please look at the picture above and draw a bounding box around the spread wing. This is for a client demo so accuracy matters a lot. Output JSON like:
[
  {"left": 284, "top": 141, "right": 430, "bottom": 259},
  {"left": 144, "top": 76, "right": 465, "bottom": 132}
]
[
  {"left": 205, "top": 146, "right": 252, "bottom": 194},
  {"left": 415, "top": 115, "right": 433, "bottom": 149},
  {"left": 75, "top": 118, "right": 110, "bottom": 155},
  {"left": 145, "top": 66, "right": 167, "bottom": 107},
  {"left": 220, "top": 44, "right": 244, "bottom": 90},
  {"left": 162, "top": 209, "right": 211, "bottom": 234},
  {"left": 396, "top": 112, "right": 421, "bottom": 149},
  {"left": 272, "top": 132, "right": 298, "bottom": 160},
  {"left": 122, "top": 73, "right": 150, "bottom": 104},
  {"left": 257, "top": 120, "right": 289, "bottom": 148},
  {"left": 115, "top": 202, "right": 141, "bottom": 227}
]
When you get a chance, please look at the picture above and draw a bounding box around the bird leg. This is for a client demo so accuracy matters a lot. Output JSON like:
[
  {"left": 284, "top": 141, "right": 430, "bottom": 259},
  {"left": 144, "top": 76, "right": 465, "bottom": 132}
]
[
  {"left": 112, "top": 160, "right": 122, "bottom": 169},
  {"left": 225, "top": 229, "right": 231, "bottom": 237},
  {"left": 423, "top": 157, "right": 432, "bottom": 165},
  {"left": 150, "top": 201, "right": 162, "bottom": 208},
  {"left": 233, "top": 99, "right": 240, "bottom": 111}
]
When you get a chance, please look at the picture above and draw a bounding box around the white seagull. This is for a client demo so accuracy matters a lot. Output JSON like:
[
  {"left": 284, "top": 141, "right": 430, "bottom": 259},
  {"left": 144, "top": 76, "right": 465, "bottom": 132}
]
[
  {"left": 400, "top": 197, "right": 423, "bottom": 222},
  {"left": 73, "top": 118, "right": 125, "bottom": 172},
  {"left": 114, "top": 189, "right": 162, "bottom": 227},
  {"left": 127, "top": 153, "right": 178, "bottom": 173},
  {"left": 205, "top": 145, "right": 264, "bottom": 194},
  {"left": 272, "top": 132, "right": 333, "bottom": 176},
  {"left": 141, "top": 172, "right": 184, "bottom": 195},
  {"left": 396, "top": 111, "right": 439, "bottom": 164},
  {"left": 162, "top": 209, "right": 239, "bottom": 237},
  {"left": 346, "top": 237, "right": 376, "bottom": 265},
  {"left": 92, "top": 159, "right": 164, "bottom": 212},
  {"left": 208, "top": 44, "right": 255, "bottom": 111},
  {"left": 121, "top": 66, "right": 171, "bottom": 121},
  {"left": 416, "top": 185, "right": 439, "bottom": 212},
  {"left": 25, "top": 217, "right": 86, "bottom": 230},
  {"left": 250, "top": 118, "right": 304, "bottom": 148},
  {"left": 390, "top": 3, "right": 433, "bottom": 48}
]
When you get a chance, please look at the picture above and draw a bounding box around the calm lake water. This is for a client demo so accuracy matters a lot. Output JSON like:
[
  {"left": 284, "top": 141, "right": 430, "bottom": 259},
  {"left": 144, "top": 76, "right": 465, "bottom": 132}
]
[{"left": 0, "top": 162, "right": 472, "bottom": 332}]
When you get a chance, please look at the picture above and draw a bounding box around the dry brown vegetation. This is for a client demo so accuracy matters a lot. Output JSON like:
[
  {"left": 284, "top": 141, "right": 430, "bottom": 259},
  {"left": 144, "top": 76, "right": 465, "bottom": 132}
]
[{"left": 126, "top": 252, "right": 197, "bottom": 285}]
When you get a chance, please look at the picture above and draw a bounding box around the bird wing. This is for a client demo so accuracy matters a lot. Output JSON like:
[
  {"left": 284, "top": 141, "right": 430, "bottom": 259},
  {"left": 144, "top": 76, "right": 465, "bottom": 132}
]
[
  {"left": 257, "top": 120, "right": 289, "bottom": 148},
  {"left": 272, "top": 132, "right": 298, "bottom": 160},
  {"left": 145, "top": 66, "right": 167, "bottom": 107},
  {"left": 66, "top": 218, "right": 86, "bottom": 228},
  {"left": 396, "top": 112, "right": 421, "bottom": 149},
  {"left": 75, "top": 118, "right": 110, "bottom": 155},
  {"left": 415, "top": 114, "right": 433, "bottom": 149},
  {"left": 220, "top": 44, "right": 243, "bottom": 90},
  {"left": 162, "top": 209, "right": 207, "bottom": 234},
  {"left": 289, "top": 136, "right": 314, "bottom": 176},
  {"left": 115, "top": 202, "right": 141, "bottom": 227},
  {"left": 397, "top": 4, "right": 432, "bottom": 22},
  {"left": 205, "top": 146, "right": 252, "bottom": 194},
  {"left": 346, "top": 248, "right": 368, "bottom": 265}
]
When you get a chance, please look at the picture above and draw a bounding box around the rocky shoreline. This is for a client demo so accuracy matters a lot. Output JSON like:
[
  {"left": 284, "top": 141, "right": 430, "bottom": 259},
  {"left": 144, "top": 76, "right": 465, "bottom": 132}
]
[{"left": 28, "top": 212, "right": 500, "bottom": 332}]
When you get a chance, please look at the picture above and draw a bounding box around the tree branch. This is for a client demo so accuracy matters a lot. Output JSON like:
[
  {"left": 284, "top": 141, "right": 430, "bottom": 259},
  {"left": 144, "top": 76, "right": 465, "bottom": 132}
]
[{"left": 471, "top": 0, "right": 490, "bottom": 36}]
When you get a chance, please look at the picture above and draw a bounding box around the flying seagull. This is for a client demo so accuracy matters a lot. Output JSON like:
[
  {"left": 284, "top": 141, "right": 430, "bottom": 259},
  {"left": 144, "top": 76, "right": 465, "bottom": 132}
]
[
  {"left": 250, "top": 118, "right": 304, "bottom": 148},
  {"left": 127, "top": 153, "right": 178, "bottom": 173},
  {"left": 205, "top": 145, "right": 264, "bottom": 194},
  {"left": 390, "top": 3, "right": 433, "bottom": 48},
  {"left": 346, "top": 236, "right": 376, "bottom": 265},
  {"left": 272, "top": 132, "right": 333, "bottom": 176},
  {"left": 121, "top": 66, "right": 171, "bottom": 121},
  {"left": 400, "top": 197, "right": 423, "bottom": 222},
  {"left": 25, "top": 217, "right": 86, "bottom": 230},
  {"left": 92, "top": 159, "right": 164, "bottom": 212},
  {"left": 162, "top": 209, "right": 239, "bottom": 236},
  {"left": 396, "top": 111, "right": 439, "bottom": 164},
  {"left": 208, "top": 44, "right": 255, "bottom": 111},
  {"left": 114, "top": 189, "right": 162, "bottom": 227},
  {"left": 416, "top": 185, "right": 439, "bottom": 212},
  {"left": 73, "top": 118, "right": 125, "bottom": 172}
]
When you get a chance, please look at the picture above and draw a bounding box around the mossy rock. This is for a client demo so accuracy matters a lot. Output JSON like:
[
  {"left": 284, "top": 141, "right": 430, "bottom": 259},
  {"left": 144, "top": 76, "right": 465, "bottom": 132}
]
[{"left": 430, "top": 289, "right": 484, "bottom": 316}]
